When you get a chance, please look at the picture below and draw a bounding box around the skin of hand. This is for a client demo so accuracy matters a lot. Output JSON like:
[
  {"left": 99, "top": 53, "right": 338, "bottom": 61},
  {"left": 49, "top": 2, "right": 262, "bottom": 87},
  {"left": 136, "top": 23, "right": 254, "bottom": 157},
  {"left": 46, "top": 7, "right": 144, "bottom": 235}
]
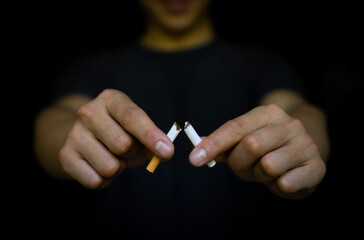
[
  {"left": 189, "top": 100, "right": 328, "bottom": 199},
  {"left": 58, "top": 89, "right": 174, "bottom": 189}
]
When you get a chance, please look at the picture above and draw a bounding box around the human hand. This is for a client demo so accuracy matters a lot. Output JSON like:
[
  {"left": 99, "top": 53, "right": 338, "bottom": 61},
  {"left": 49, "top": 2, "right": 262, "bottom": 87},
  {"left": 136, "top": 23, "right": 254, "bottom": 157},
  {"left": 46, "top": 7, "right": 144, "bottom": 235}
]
[
  {"left": 58, "top": 89, "right": 174, "bottom": 189},
  {"left": 188, "top": 103, "right": 326, "bottom": 199}
]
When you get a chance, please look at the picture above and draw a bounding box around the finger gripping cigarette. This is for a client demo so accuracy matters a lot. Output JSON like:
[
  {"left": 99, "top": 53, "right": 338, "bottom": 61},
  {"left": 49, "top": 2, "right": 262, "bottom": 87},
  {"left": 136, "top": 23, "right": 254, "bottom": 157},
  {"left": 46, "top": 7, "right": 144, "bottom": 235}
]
[
  {"left": 184, "top": 122, "right": 216, "bottom": 168},
  {"left": 146, "top": 122, "right": 181, "bottom": 173}
]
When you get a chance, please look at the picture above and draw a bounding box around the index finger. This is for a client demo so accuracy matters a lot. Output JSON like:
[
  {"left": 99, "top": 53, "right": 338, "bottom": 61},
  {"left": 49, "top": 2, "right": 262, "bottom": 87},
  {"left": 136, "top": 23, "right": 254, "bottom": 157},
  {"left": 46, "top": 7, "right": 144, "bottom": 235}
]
[
  {"left": 189, "top": 104, "right": 281, "bottom": 166},
  {"left": 106, "top": 91, "right": 174, "bottom": 160}
]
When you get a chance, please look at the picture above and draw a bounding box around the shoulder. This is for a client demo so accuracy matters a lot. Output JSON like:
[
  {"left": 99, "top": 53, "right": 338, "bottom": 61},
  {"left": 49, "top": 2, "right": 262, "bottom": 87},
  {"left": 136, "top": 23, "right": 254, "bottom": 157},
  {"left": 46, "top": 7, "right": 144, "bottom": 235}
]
[
  {"left": 213, "top": 38, "right": 293, "bottom": 70},
  {"left": 55, "top": 44, "right": 145, "bottom": 99},
  {"left": 62, "top": 44, "right": 144, "bottom": 73}
]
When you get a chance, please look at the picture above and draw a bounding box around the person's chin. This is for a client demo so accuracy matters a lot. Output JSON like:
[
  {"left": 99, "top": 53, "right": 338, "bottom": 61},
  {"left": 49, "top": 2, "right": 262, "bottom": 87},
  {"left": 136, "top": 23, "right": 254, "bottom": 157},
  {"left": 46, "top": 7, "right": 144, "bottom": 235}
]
[{"left": 160, "top": 18, "right": 196, "bottom": 35}]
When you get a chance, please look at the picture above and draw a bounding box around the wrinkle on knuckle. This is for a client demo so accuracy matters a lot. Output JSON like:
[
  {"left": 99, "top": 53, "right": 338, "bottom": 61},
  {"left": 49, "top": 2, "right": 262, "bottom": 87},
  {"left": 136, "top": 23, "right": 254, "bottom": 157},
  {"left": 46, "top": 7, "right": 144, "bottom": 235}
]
[
  {"left": 304, "top": 137, "right": 316, "bottom": 150},
  {"left": 299, "top": 136, "right": 317, "bottom": 157},
  {"left": 225, "top": 119, "right": 244, "bottom": 138},
  {"left": 141, "top": 128, "right": 156, "bottom": 144},
  {"left": 265, "top": 103, "right": 286, "bottom": 120},
  {"left": 84, "top": 175, "right": 103, "bottom": 189},
  {"left": 101, "top": 89, "right": 129, "bottom": 101},
  {"left": 288, "top": 118, "right": 305, "bottom": 133},
  {"left": 266, "top": 103, "right": 281, "bottom": 114},
  {"left": 260, "top": 154, "right": 280, "bottom": 177},
  {"left": 242, "top": 134, "right": 263, "bottom": 155},
  {"left": 76, "top": 103, "right": 92, "bottom": 119},
  {"left": 113, "top": 134, "right": 133, "bottom": 156},
  {"left": 277, "top": 177, "right": 295, "bottom": 194},
  {"left": 226, "top": 119, "right": 243, "bottom": 132},
  {"left": 100, "top": 89, "right": 117, "bottom": 100},
  {"left": 120, "top": 106, "right": 142, "bottom": 129},
  {"left": 207, "top": 136, "right": 221, "bottom": 152},
  {"left": 100, "top": 159, "right": 120, "bottom": 178},
  {"left": 76, "top": 103, "right": 98, "bottom": 126},
  {"left": 67, "top": 126, "right": 84, "bottom": 142}
]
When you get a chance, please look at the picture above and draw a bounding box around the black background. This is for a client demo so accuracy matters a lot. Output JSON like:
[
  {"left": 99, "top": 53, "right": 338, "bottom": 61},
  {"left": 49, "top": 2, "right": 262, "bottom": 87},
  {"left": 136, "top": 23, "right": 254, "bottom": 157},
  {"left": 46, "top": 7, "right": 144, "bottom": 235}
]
[{"left": 9, "top": 1, "right": 363, "bottom": 237}]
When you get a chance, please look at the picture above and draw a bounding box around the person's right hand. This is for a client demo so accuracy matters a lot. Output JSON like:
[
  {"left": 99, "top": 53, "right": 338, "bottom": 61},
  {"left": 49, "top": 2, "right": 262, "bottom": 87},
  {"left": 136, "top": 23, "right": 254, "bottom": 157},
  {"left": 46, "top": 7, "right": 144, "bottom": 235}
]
[{"left": 58, "top": 89, "right": 174, "bottom": 189}]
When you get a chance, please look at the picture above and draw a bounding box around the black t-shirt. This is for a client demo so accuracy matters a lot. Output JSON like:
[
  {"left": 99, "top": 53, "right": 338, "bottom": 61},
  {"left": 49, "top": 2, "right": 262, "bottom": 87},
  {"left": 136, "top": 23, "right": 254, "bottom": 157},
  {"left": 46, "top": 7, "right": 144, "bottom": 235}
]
[{"left": 55, "top": 39, "right": 302, "bottom": 238}]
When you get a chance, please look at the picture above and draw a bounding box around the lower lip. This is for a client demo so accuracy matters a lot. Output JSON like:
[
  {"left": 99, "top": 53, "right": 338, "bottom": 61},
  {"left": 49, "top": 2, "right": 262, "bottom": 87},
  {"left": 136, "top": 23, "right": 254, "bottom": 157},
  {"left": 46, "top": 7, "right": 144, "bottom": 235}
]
[{"left": 163, "top": 0, "right": 189, "bottom": 13}]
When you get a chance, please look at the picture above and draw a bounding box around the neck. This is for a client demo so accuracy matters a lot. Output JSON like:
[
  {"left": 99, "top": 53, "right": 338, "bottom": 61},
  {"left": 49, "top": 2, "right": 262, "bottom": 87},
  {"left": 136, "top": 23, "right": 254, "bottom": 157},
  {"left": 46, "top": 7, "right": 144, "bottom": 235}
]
[{"left": 140, "top": 17, "right": 215, "bottom": 52}]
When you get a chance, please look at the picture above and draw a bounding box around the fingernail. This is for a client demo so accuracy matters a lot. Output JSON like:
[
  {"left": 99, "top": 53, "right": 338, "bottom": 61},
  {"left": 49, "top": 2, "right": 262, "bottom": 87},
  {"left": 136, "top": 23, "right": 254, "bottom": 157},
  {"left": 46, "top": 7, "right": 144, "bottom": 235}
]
[
  {"left": 190, "top": 148, "right": 207, "bottom": 166},
  {"left": 155, "top": 140, "right": 172, "bottom": 158}
]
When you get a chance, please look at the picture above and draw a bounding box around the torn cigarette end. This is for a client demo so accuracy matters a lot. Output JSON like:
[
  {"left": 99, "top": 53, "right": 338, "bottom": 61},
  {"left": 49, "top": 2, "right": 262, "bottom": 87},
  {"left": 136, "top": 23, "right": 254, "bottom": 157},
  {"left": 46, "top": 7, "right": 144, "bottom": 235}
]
[
  {"left": 146, "top": 155, "right": 161, "bottom": 173},
  {"left": 146, "top": 122, "right": 182, "bottom": 173},
  {"left": 184, "top": 122, "right": 190, "bottom": 129}
]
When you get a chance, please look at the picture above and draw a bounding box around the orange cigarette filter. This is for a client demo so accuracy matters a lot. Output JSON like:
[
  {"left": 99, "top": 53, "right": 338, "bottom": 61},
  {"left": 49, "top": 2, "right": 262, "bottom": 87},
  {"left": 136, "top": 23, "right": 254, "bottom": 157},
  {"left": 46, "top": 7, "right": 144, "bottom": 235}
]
[
  {"left": 146, "top": 155, "right": 161, "bottom": 173},
  {"left": 146, "top": 122, "right": 181, "bottom": 173}
]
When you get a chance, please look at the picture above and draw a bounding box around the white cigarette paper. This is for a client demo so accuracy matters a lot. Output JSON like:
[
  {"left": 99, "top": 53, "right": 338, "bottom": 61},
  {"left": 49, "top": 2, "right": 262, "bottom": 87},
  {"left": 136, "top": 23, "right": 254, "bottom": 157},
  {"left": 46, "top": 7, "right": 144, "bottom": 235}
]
[
  {"left": 146, "top": 122, "right": 182, "bottom": 173},
  {"left": 184, "top": 122, "right": 216, "bottom": 168},
  {"left": 166, "top": 122, "right": 182, "bottom": 142}
]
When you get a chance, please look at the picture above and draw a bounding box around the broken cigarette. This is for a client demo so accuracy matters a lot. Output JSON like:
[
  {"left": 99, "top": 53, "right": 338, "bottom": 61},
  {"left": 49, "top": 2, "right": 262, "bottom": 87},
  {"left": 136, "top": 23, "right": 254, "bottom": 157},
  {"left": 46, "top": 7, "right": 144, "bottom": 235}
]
[
  {"left": 184, "top": 122, "right": 216, "bottom": 168},
  {"left": 146, "top": 122, "right": 182, "bottom": 173}
]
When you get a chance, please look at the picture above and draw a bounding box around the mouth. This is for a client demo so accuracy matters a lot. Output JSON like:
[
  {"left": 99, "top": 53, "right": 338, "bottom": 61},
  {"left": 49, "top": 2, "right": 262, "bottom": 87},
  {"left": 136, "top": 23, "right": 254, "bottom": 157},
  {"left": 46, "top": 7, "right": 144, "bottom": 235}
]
[{"left": 162, "top": 0, "right": 190, "bottom": 13}]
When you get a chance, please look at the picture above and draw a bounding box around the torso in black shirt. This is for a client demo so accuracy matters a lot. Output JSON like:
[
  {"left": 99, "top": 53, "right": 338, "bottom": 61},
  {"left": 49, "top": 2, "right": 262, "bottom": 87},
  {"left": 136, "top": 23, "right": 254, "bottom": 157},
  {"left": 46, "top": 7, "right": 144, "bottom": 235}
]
[{"left": 56, "top": 39, "right": 302, "bottom": 238}]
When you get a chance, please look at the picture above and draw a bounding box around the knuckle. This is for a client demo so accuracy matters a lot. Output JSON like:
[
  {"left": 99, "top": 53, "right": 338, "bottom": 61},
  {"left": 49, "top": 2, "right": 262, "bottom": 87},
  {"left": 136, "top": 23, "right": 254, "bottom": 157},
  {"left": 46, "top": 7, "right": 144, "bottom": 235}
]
[
  {"left": 264, "top": 103, "right": 287, "bottom": 120},
  {"left": 300, "top": 136, "right": 317, "bottom": 154},
  {"left": 120, "top": 106, "right": 142, "bottom": 129},
  {"left": 207, "top": 136, "right": 221, "bottom": 152},
  {"left": 99, "top": 89, "right": 117, "bottom": 100},
  {"left": 76, "top": 103, "right": 91, "bottom": 118},
  {"left": 260, "top": 154, "right": 280, "bottom": 177},
  {"left": 225, "top": 119, "right": 245, "bottom": 139},
  {"left": 84, "top": 175, "right": 104, "bottom": 189},
  {"left": 100, "top": 159, "right": 120, "bottom": 178},
  {"left": 226, "top": 119, "right": 244, "bottom": 133},
  {"left": 277, "top": 177, "right": 295, "bottom": 194},
  {"left": 76, "top": 104, "right": 95, "bottom": 124},
  {"left": 141, "top": 127, "right": 154, "bottom": 143},
  {"left": 112, "top": 135, "right": 133, "bottom": 155},
  {"left": 100, "top": 89, "right": 128, "bottom": 101},
  {"left": 67, "top": 126, "right": 83, "bottom": 141},
  {"left": 265, "top": 103, "right": 282, "bottom": 114},
  {"left": 304, "top": 136, "right": 316, "bottom": 149},
  {"left": 288, "top": 118, "right": 305, "bottom": 132},
  {"left": 242, "top": 134, "right": 263, "bottom": 154},
  {"left": 315, "top": 159, "right": 327, "bottom": 179}
]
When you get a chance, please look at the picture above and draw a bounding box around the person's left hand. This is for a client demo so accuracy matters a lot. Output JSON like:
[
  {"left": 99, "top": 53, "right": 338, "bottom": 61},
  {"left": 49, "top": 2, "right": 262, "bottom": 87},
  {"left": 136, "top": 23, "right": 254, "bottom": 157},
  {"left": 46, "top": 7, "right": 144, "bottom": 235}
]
[{"left": 188, "top": 103, "right": 326, "bottom": 199}]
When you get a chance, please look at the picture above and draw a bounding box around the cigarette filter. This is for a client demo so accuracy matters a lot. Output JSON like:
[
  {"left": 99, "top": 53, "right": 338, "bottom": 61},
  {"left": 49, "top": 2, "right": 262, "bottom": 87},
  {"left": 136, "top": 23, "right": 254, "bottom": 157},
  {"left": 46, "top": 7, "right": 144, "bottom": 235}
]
[
  {"left": 146, "top": 122, "right": 181, "bottom": 173},
  {"left": 184, "top": 122, "right": 216, "bottom": 168}
]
